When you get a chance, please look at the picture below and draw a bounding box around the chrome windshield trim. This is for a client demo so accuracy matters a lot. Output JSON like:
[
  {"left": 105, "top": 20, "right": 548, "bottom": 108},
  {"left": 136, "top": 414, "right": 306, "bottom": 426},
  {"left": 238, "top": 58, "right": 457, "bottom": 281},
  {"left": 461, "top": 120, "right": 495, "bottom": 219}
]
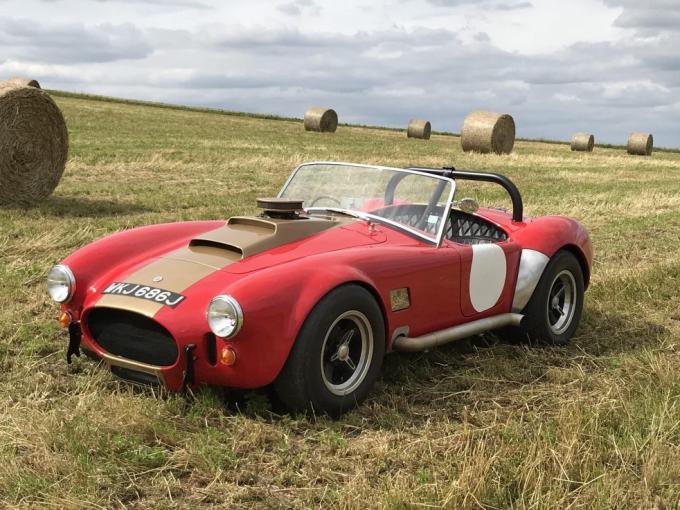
[{"left": 279, "top": 161, "right": 456, "bottom": 247}]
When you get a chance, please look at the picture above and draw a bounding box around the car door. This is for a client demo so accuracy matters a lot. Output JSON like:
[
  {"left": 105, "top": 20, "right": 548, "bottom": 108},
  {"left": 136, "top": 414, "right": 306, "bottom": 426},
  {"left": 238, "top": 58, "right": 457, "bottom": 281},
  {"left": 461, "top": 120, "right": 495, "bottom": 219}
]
[{"left": 449, "top": 238, "right": 522, "bottom": 318}]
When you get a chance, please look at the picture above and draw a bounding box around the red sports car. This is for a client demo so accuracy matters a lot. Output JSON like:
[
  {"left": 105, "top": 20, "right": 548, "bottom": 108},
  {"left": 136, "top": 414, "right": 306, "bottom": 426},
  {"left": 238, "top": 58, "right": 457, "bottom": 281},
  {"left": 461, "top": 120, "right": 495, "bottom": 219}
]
[{"left": 47, "top": 162, "right": 592, "bottom": 416}]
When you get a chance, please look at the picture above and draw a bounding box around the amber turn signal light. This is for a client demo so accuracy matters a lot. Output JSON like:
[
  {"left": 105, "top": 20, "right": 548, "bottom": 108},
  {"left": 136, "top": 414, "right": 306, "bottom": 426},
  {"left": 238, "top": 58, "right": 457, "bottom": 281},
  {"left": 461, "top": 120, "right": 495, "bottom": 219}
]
[
  {"left": 219, "top": 347, "right": 237, "bottom": 366},
  {"left": 58, "top": 311, "right": 72, "bottom": 329}
]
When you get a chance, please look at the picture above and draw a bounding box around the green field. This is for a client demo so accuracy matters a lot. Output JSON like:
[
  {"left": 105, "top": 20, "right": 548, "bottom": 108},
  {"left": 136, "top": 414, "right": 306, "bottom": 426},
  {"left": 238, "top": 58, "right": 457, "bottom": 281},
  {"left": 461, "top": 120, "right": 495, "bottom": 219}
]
[{"left": 1, "top": 93, "right": 679, "bottom": 509}]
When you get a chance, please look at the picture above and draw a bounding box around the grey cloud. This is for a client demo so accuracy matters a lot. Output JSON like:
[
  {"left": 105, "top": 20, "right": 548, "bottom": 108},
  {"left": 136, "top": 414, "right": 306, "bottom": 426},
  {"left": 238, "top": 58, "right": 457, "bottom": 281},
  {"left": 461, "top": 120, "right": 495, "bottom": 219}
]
[
  {"left": 603, "top": 0, "right": 680, "bottom": 34},
  {"left": 615, "top": 9, "right": 680, "bottom": 30},
  {"left": 426, "top": 0, "right": 532, "bottom": 10},
  {"left": 0, "top": 17, "right": 152, "bottom": 64},
  {"left": 43, "top": 0, "right": 210, "bottom": 7},
  {"left": 603, "top": 0, "right": 677, "bottom": 8},
  {"left": 277, "top": 0, "right": 319, "bottom": 16},
  {"left": 6, "top": 10, "right": 678, "bottom": 148},
  {"left": 211, "top": 25, "right": 455, "bottom": 51},
  {"left": 185, "top": 24, "right": 677, "bottom": 145}
]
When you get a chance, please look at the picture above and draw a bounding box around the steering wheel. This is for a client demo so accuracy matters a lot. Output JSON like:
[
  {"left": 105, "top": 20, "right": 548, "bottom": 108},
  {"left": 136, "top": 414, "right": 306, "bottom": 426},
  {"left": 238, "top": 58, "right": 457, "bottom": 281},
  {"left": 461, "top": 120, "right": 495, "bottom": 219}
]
[
  {"left": 310, "top": 195, "right": 341, "bottom": 207},
  {"left": 416, "top": 180, "right": 449, "bottom": 231}
]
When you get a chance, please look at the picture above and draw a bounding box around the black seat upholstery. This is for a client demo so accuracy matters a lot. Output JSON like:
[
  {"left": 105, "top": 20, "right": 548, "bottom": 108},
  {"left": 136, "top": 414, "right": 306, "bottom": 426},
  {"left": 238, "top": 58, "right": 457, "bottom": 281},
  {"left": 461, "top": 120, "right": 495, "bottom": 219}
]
[
  {"left": 445, "top": 210, "right": 507, "bottom": 245},
  {"left": 371, "top": 204, "right": 507, "bottom": 244}
]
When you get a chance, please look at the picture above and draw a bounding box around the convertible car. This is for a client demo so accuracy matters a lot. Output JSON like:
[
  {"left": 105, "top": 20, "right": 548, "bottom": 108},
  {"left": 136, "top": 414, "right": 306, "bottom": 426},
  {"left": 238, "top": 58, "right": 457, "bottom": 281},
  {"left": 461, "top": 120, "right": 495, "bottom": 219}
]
[{"left": 47, "top": 162, "right": 592, "bottom": 416}]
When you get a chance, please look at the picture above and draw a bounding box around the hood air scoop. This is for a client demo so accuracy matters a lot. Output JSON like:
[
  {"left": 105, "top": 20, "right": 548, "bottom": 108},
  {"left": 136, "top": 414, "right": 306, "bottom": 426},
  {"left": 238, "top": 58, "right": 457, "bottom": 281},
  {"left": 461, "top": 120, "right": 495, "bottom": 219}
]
[
  {"left": 257, "top": 197, "right": 304, "bottom": 220},
  {"left": 189, "top": 213, "right": 342, "bottom": 261}
]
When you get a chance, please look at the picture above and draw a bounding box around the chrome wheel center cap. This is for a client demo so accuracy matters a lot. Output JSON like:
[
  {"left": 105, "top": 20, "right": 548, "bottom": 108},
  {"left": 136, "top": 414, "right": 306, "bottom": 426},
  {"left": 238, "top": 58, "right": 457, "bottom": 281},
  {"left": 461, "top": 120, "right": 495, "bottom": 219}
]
[{"left": 337, "top": 344, "right": 350, "bottom": 361}]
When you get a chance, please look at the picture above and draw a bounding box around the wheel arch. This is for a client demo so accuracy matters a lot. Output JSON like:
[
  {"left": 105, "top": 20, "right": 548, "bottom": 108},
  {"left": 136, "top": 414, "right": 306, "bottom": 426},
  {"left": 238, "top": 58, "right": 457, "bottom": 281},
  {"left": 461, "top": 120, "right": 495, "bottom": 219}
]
[
  {"left": 293, "top": 279, "right": 390, "bottom": 349},
  {"left": 271, "top": 277, "right": 387, "bottom": 415},
  {"left": 512, "top": 244, "right": 591, "bottom": 313},
  {"left": 335, "top": 280, "right": 390, "bottom": 347},
  {"left": 560, "top": 243, "right": 591, "bottom": 288}
]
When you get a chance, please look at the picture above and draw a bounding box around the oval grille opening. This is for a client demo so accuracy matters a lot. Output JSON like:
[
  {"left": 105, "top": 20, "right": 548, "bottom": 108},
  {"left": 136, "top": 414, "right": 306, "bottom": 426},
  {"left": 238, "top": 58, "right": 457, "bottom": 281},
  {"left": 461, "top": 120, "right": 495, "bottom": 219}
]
[{"left": 86, "top": 308, "right": 178, "bottom": 367}]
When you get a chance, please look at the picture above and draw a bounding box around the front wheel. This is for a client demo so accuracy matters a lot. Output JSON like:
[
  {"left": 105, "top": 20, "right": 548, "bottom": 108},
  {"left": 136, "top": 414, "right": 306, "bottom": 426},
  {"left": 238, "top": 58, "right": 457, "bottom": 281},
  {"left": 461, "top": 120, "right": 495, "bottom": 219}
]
[
  {"left": 518, "top": 250, "right": 585, "bottom": 345},
  {"left": 273, "top": 285, "right": 385, "bottom": 417}
]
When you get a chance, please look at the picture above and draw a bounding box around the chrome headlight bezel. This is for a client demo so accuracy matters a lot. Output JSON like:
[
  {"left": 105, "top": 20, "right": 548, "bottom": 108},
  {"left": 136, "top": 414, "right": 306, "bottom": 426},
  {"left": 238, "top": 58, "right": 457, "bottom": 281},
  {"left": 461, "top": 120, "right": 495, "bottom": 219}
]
[
  {"left": 207, "top": 295, "right": 243, "bottom": 339},
  {"left": 47, "top": 264, "right": 76, "bottom": 304}
]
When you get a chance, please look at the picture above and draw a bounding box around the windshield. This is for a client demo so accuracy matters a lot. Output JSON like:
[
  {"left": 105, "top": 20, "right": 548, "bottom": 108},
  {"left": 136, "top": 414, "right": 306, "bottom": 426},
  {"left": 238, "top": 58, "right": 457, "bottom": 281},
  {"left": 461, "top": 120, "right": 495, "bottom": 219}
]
[{"left": 278, "top": 162, "right": 455, "bottom": 243}]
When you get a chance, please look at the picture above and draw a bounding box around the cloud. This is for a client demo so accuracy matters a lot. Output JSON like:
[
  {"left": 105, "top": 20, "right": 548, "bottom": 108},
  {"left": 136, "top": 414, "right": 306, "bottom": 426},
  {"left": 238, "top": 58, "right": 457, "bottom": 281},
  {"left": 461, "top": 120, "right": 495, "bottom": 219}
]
[
  {"left": 615, "top": 9, "right": 680, "bottom": 31},
  {"left": 426, "top": 0, "right": 532, "bottom": 10},
  {"left": 0, "top": 0, "right": 677, "bottom": 147},
  {"left": 43, "top": 0, "right": 210, "bottom": 7},
  {"left": 0, "top": 17, "right": 153, "bottom": 64},
  {"left": 277, "top": 0, "right": 319, "bottom": 16},
  {"left": 603, "top": 0, "right": 680, "bottom": 33}
]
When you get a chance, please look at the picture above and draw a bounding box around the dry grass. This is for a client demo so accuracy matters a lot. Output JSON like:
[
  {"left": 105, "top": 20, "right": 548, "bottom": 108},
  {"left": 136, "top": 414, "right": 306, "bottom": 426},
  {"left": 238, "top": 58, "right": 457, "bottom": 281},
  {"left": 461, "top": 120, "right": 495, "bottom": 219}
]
[{"left": 0, "top": 94, "right": 679, "bottom": 509}]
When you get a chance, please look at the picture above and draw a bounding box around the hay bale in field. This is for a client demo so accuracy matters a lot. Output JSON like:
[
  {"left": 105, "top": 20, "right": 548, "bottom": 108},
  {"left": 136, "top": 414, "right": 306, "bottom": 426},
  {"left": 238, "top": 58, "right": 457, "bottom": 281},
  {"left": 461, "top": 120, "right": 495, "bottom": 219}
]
[
  {"left": 407, "top": 119, "right": 431, "bottom": 140},
  {"left": 303, "top": 107, "right": 338, "bottom": 133},
  {"left": 0, "top": 80, "right": 69, "bottom": 206},
  {"left": 627, "top": 132, "right": 653, "bottom": 156},
  {"left": 7, "top": 76, "right": 41, "bottom": 89},
  {"left": 571, "top": 132, "right": 595, "bottom": 152},
  {"left": 461, "top": 111, "right": 515, "bottom": 154}
]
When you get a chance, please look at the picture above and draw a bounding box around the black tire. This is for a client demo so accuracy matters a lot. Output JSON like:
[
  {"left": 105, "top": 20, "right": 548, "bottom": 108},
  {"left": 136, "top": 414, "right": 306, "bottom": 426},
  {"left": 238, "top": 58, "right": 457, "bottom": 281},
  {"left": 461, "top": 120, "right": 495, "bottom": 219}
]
[
  {"left": 273, "top": 285, "right": 385, "bottom": 417},
  {"left": 517, "top": 250, "right": 585, "bottom": 345}
]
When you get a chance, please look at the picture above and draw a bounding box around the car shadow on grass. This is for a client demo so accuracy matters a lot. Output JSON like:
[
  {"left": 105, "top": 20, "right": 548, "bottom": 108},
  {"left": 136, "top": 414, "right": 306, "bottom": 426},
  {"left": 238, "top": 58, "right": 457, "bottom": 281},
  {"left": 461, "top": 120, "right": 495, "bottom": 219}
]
[{"left": 1, "top": 195, "right": 152, "bottom": 218}]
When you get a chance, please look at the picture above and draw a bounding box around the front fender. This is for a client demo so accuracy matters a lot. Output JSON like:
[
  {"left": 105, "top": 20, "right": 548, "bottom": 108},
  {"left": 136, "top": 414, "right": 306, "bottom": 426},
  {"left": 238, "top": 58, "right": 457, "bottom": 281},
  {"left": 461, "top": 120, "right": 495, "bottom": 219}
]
[
  {"left": 61, "top": 221, "right": 223, "bottom": 316},
  {"left": 204, "top": 255, "right": 385, "bottom": 388}
]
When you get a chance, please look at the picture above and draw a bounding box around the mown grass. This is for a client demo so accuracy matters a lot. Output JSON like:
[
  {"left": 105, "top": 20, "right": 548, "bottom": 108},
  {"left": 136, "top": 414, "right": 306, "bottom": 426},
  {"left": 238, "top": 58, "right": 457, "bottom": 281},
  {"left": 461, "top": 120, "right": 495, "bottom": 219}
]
[{"left": 1, "top": 93, "right": 679, "bottom": 509}]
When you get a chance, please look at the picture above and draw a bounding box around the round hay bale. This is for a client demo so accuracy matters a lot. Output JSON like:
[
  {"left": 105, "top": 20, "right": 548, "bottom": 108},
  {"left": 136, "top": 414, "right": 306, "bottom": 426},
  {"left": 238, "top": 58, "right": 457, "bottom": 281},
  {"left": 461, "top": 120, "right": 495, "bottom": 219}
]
[
  {"left": 304, "top": 107, "right": 338, "bottom": 133},
  {"left": 0, "top": 81, "right": 68, "bottom": 206},
  {"left": 7, "top": 76, "right": 41, "bottom": 89},
  {"left": 571, "top": 132, "right": 594, "bottom": 152},
  {"left": 627, "top": 132, "right": 653, "bottom": 156},
  {"left": 407, "top": 119, "right": 431, "bottom": 140},
  {"left": 461, "top": 111, "right": 515, "bottom": 154}
]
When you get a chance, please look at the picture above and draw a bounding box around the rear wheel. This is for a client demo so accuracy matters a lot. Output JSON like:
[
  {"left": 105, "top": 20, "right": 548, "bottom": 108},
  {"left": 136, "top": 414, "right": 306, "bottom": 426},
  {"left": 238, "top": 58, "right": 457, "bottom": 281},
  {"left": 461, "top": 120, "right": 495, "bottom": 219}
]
[
  {"left": 273, "top": 285, "right": 385, "bottom": 417},
  {"left": 509, "top": 250, "right": 584, "bottom": 345}
]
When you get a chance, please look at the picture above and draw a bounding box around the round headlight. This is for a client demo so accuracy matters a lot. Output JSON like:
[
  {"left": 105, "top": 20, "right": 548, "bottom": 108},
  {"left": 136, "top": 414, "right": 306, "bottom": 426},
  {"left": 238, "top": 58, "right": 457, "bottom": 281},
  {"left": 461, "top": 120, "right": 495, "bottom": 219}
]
[
  {"left": 207, "top": 295, "right": 243, "bottom": 338},
  {"left": 47, "top": 264, "right": 76, "bottom": 303}
]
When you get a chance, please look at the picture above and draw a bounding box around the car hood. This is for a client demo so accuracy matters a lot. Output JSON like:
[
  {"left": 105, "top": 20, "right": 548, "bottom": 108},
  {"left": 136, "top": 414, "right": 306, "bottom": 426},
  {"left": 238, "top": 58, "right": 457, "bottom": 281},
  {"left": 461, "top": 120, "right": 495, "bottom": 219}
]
[{"left": 92, "top": 214, "right": 384, "bottom": 316}]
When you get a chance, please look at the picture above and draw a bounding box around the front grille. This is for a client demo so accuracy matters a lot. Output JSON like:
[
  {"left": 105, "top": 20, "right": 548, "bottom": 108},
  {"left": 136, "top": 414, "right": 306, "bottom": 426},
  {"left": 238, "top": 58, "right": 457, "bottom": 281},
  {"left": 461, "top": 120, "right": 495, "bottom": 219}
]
[{"left": 86, "top": 308, "right": 178, "bottom": 367}]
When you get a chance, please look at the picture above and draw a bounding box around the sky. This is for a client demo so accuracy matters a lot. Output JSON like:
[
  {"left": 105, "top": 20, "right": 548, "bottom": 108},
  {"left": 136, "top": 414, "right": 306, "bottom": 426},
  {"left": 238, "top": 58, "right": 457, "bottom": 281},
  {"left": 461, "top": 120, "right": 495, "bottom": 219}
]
[{"left": 0, "top": 0, "right": 678, "bottom": 147}]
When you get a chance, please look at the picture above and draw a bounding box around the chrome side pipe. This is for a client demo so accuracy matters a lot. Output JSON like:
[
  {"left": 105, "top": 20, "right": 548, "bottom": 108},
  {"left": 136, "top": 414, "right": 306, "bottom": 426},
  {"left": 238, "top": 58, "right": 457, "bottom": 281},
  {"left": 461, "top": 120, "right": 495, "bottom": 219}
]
[{"left": 392, "top": 313, "right": 524, "bottom": 353}]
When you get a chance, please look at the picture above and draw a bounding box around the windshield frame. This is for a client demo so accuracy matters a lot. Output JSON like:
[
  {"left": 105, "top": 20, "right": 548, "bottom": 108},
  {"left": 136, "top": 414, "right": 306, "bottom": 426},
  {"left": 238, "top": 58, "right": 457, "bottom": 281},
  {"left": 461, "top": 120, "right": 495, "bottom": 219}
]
[{"left": 277, "top": 161, "right": 456, "bottom": 247}]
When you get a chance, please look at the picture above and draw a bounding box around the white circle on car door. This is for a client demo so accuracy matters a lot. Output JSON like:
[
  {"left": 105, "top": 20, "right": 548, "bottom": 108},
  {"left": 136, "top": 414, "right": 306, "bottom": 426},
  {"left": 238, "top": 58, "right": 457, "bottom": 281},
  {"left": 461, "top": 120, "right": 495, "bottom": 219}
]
[{"left": 469, "top": 244, "right": 507, "bottom": 313}]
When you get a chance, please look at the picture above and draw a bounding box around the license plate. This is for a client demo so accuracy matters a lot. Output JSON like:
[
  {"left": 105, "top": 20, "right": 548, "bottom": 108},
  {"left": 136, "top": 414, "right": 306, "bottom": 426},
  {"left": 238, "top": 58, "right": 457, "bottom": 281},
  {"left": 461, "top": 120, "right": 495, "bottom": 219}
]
[{"left": 102, "top": 282, "right": 186, "bottom": 308}]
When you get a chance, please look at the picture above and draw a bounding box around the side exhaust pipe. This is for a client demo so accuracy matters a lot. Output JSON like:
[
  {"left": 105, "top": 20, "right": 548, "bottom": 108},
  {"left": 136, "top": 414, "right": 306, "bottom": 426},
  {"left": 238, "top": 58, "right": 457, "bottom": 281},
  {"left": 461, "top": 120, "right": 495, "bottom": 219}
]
[{"left": 392, "top": 313, "right": 523, "bottom": 353}]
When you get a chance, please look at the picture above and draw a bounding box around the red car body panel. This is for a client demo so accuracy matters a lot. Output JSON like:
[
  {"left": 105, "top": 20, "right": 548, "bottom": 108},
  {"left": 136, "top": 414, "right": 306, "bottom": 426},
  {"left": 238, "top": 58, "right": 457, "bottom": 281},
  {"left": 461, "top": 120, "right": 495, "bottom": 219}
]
[{"left": 58, "top": 186, "right": 592, "bottom": 393}]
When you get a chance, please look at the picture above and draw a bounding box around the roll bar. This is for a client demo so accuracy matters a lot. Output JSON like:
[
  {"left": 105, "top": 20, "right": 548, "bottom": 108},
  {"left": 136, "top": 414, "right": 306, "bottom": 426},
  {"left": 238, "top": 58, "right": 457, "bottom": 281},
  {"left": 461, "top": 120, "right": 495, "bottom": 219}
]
[{"left": 406, "top": 166, "right": 524, "bottom": 222}]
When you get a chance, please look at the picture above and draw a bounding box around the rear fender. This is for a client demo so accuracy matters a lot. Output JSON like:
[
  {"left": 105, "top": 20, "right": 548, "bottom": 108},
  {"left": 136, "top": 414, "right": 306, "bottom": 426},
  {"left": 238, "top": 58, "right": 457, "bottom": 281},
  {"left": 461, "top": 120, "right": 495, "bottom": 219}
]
[{"left": 510, "top": 216, "right": 592, "bottom": 312}]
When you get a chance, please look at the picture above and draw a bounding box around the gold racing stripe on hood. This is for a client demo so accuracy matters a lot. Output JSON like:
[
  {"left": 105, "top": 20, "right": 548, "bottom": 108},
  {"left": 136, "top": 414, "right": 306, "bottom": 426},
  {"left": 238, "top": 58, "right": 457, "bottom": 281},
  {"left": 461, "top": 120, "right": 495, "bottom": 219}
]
[
  {"left": 95, "top": 257, "right": 223, "bottom": 316},
  {"left": 94, "top": 215, "right": 345, "bottom": 316}
]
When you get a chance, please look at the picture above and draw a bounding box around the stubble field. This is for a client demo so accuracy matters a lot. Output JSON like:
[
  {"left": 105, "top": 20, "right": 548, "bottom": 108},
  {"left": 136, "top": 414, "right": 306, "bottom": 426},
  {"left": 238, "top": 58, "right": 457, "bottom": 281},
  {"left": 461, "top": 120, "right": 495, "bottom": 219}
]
[{"left": 0, "top": 92, "right": 679, "bottom": 509}]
